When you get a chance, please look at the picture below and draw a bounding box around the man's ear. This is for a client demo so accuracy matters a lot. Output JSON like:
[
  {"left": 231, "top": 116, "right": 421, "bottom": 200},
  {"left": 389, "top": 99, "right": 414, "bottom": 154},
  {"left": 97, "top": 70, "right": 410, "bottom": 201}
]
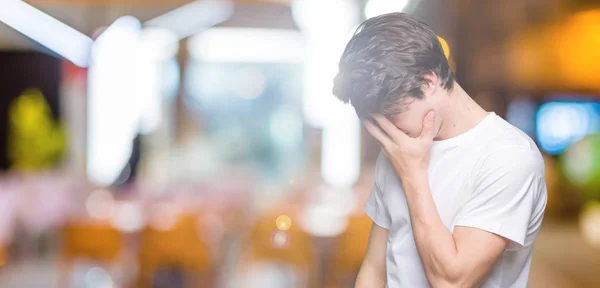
[{"left": 422, "top": 72, "right": 439, "bottom": 95}]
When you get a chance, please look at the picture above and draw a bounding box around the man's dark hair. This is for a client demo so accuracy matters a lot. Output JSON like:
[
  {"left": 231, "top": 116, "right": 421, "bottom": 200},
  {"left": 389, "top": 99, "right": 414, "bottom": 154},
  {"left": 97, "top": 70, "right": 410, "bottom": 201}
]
[{"left": 333, "top": 13, "right": 454, "bottom": 117}]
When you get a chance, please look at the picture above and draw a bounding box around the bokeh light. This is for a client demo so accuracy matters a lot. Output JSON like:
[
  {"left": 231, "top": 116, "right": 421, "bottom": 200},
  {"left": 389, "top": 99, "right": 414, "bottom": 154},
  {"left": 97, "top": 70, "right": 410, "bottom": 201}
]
[
  {"left": 580, "top": 202, "right": 600, "bottom": 248},
  {"left": 275, "top": 215, "right": 292, "bottom": 231},
  {"left": 536, "top": 101, "right": 600, "bottom": 155},
  {"left": 270, "top": 230, "right": 290, "bottom": 249},
  {"left": 148, "top": 202, "right": 179, "bottom": 231},
  {"left": 85, "top": 189, "right": 116, "bottom": 220},
  {"left": 109, "top": 201, "right": 144, "bottom": 233},
  {"left": 84, "top": 267, "right": 114, "bottom": 288},
  {"left": 298, "top": 185, "right": 352, "bottom": 237},
  {"left": 561, "top": 134, "right": 600, "bottom": 194}
]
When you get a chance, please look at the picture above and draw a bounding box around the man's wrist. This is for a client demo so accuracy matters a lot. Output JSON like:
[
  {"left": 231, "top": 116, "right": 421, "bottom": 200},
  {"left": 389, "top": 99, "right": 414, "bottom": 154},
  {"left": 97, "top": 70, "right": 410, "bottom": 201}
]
[{"left": 401, "top": 171, "right": 429, "bottom": 193}]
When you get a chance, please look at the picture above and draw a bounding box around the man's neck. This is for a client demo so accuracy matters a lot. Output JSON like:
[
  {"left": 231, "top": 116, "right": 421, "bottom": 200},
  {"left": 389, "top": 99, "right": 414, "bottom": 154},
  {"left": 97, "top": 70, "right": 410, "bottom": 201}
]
[{"left": 435, "top": 83, "right": 489, "bottom": 141}]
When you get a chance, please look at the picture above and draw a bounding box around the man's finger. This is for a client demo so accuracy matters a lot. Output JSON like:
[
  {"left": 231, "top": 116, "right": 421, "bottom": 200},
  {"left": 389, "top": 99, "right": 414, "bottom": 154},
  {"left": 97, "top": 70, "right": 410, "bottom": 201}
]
[
  {"left": 419, "top": 110, "right": 437, "bottom": 140},
  {"left": 371, "top": 114, "right": 409, "bottom": 143},
  {"left": 363, "top": 119, "right": 393, "bottom": 148}
]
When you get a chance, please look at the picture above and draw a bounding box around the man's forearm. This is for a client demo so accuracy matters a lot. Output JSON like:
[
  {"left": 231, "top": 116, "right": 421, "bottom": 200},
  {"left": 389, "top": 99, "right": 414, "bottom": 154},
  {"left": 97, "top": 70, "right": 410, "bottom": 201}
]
[
  {"left": 402, "top": 174, "right": 461, "bottom": 287},
  {"left": 355, "top": 262, "right": 387, "bottom": 288}
]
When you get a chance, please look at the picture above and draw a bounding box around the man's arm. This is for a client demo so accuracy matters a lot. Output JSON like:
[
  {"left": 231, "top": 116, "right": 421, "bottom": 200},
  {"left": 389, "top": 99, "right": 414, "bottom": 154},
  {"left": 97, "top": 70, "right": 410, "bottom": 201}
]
[
  {"left": 402, "top": 176, "right": 509, "bottom": 288},
  {"left": 355, "top": 222, "right": 388, "bottom": 288}
]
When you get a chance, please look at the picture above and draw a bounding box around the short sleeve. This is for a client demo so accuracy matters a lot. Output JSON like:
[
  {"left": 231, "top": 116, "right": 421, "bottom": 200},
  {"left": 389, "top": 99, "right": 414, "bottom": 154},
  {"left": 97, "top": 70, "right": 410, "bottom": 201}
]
[
  {"left": 454, "top": 148, "right": 545, "bottom": 246},
  {"left": 364, "top": 153, "right": 392, "bottom": 230}
]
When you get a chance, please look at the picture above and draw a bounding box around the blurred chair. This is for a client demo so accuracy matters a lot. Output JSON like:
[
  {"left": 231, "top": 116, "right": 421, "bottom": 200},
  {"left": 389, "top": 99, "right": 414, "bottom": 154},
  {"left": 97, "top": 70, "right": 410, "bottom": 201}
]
[
  {"left": 137, "top": 213, "right": 214, "bottom": 288},
  {"left": 326, "top": 214, "right": 372, "bottom": 288},
  {"left": 62, "top": 220, "right": 123, "bottom": 262},
  {"left": 60, "top": 220, "right": 124, "bottom": 286},
  {"left": 240, "top": 211, "right": 316, "bottom": 288}
]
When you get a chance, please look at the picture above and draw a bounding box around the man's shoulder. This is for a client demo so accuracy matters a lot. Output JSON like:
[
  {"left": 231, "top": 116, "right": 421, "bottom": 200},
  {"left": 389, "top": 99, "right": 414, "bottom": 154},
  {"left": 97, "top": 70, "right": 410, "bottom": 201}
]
[
  {"left": 462, "top": 118, "right": 544, "bottom": 185},
  {"left": 477, "top": 116, "right": 543, "bottom": 165}
]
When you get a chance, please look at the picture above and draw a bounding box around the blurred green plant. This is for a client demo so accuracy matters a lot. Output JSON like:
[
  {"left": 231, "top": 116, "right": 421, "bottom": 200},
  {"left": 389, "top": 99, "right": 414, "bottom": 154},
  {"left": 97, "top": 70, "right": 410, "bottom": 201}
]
[
  {"left": 7, "top": 88, "right": 66, "bottom": 171},
  {"left": 561, "top": 134, "right": 600, "bottom": 201}
]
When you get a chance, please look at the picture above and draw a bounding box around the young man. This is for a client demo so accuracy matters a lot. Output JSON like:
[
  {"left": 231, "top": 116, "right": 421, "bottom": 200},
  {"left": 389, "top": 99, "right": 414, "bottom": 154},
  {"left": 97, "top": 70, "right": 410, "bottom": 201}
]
[{"left": 333, "top": 13, "right": 547, "bottom": 288}]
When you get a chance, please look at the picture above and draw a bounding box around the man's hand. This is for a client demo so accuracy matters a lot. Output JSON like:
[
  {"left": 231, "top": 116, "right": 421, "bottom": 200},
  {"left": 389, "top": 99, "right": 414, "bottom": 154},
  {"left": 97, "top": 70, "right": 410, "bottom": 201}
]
[{"left": 363, "top": 111, "right": 437, "bottom": 181}]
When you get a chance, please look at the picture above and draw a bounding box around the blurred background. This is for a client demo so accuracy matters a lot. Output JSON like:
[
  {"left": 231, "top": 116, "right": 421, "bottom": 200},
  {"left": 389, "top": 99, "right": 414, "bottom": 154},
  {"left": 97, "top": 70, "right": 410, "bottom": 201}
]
[{"left": 0, "top": 0, "right": 599, "bottom": 287}]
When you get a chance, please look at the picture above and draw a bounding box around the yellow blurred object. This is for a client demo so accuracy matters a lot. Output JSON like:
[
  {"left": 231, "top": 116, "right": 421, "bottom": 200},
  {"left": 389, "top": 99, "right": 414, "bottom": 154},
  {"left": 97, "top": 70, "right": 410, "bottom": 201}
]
[
  {"left": 276, "top": 214, "right": 292, "bottom": 231},
  {"left": 437, "top": 36, "right": 450, "bottom": 60},
  {"left": 138, "top": 213, "right": 213, "bottom": 287},
  {"left": 580, "top": 201, "right": 600, "bottom": 248},
  {"left": 437, "top": 36, "right": 455, "bottom": 72},
  {"left": 7, "top": 88, "right": 66, "bottom": 171}
]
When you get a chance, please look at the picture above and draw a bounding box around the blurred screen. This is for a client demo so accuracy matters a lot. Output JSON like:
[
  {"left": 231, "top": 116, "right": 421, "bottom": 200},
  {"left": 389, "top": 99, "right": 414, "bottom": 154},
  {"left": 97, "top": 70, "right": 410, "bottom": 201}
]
[{"left": 536, "top": 98, "right": 600, "bottom": 155}]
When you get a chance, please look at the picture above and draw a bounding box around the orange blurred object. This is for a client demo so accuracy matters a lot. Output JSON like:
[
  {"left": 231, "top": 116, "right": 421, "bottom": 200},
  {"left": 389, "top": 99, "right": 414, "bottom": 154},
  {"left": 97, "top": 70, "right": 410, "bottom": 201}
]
[
  {"left": 138, "top": 213, "right": 214, "bottom": 287},
  {"left": 60, "top": 221, "right": 124, "bottom": 287},
  {"left": 507, "top": 9, "right": 600, "bottom": 92},
  {"left": 62, "top": 221, "right": 123, "bottom": 262},
  {"left": 329, "top": 214, "right": 371, "bottom": 272},
  {"left": 327, "top": 214, "right": 372, "bottom": 287},
  {"left": 556, "top": 10, "right": 600, "bottom": 91}
]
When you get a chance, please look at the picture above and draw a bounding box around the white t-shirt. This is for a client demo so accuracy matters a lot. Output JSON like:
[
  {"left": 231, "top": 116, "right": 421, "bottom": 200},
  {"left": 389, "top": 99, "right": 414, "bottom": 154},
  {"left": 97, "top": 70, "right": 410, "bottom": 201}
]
[{"left": 365, "top": 113, "right": 547, "bottom": 288}]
